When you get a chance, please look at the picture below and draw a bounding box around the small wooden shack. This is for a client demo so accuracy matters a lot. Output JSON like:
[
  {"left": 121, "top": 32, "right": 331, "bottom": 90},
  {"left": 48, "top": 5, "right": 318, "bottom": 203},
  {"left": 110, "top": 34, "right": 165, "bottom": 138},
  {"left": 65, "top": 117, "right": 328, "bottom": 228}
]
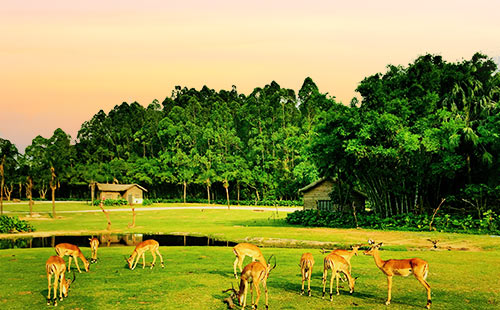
[
  {"left": 96, "top": 183, "right": 147, "bottom": 204},
  {"left": 299, "top": 178, "right": 366, "bottom": 212},
  {"left": 299, "top": 177, "right": 335, "bottom": 211}
]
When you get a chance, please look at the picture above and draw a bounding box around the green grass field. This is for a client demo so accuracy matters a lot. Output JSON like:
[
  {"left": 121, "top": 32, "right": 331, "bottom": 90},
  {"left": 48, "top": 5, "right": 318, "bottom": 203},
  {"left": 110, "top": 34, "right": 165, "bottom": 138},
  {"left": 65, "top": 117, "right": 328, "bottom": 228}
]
[{"left": 0, "top": 202, "right": 499, "bottom": 309}]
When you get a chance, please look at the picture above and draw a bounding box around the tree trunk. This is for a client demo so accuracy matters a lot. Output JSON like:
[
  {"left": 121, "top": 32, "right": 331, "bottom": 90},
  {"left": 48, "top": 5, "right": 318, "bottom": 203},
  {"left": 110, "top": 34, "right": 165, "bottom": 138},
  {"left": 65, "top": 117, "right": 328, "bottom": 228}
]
[
  {"left": 50, "top": 166, "right": 57, "bottom": 218},
  {"left": 26, "top": 176, "right": 33, "bottom": 216},
  {"left": 237, "top": 182, "right": 240, "bottom": 205},
  {"left": 90, "top": 181, "right": 96, "bottom": 205},
  {"left": 183, "top": 181, "right": 187, "bottom": 204},
  {"left": 51, "top": 184, "right": 56, "bottom": 217},
  {"left": 223, "top": 179, "right": 230, "bottom": 210},
  {"left": 206, "top": 178, "right": 211, "bottom": 205},
  {"left": 4, "top": 184, "right": 13, "bottom": 201}
]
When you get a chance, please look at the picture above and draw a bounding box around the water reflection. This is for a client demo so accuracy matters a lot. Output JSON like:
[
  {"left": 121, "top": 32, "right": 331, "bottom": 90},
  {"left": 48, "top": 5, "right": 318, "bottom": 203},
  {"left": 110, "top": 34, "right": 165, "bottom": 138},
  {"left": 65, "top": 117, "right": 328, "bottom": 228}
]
[{"left": 0, "top": 234, "right": 237, "bottom": 249}]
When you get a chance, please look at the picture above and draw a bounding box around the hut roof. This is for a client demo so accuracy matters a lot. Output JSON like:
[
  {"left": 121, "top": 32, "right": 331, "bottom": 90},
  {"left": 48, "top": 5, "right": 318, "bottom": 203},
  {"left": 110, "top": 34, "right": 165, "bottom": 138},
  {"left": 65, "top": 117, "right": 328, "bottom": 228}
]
[
  {"left": 96, "top": 183, "right": 148, "bottom": 192},
  {"left": 298, "top": 177, "right": 333, "bottom": 194}
]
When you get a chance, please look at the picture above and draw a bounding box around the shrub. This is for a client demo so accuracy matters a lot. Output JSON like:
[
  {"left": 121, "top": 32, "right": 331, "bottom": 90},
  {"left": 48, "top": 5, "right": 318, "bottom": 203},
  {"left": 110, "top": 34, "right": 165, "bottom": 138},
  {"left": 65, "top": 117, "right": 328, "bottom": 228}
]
[
  {"left": 142, "top": 199, "right": 153, "bottom": 206},
  {"left": 285, "top": 209, "right": 500, "bottom": 235},
  {"left": 92, "top": 199, "right": 128, "bottom": 206},
  {"left": 0, "top": 215, "right": 35, "bottom": 233}
]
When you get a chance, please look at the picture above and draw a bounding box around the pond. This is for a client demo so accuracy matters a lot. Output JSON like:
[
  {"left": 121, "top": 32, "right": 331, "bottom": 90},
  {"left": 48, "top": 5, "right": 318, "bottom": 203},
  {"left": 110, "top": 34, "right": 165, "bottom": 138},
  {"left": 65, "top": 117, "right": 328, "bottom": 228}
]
[{"left": 0, "top": 234, "right": 238, "bottom": 250}]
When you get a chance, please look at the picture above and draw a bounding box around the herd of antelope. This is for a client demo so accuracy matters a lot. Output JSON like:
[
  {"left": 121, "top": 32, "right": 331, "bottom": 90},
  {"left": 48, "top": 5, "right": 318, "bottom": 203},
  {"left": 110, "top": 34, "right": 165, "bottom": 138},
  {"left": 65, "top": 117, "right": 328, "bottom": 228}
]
[{"left": 44, "top": 238, "right": 432, "bottom": 309}]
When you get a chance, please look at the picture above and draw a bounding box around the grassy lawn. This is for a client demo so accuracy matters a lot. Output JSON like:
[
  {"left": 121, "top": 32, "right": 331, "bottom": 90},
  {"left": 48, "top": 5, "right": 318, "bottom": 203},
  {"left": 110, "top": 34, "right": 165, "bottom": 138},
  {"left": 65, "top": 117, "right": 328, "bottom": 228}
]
[
  {"left": 1, "top": 202, "right": 499, "bottom": 251},
  {"left": 0, "top": 246, "right": 499, "bottom": 310},
  {"left": 1, "top": 202, "right": 499, "bottom": 309}
]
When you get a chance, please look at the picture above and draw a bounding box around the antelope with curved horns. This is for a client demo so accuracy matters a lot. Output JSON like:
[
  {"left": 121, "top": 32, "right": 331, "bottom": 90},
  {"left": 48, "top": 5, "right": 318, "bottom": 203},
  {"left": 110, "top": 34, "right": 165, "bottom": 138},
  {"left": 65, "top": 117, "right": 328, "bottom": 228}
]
[
  {"left": 299, "top": 253, "right": 314, "bottom": 296},
  {"left": 322, "top": 253, "right": 357, "bottom": 301},
  {"left": 232, "top": 243, "right": 266, "bottom": 279},
  {"left": 227, "top": 255, "right": 277, "bottom": 310},
  {"left": 45, "top": 256, "right": 76, "bottom": 306},
  {"left": 364, "top": 240, "right": 432, "bottom": 309},
  {"left": 55, "top": 243, "right": 90, "bottom": 273},
  {"left": 89, "top": 236, "right": 99, "bottom": 263},
  {"left": 126, "top": 239, "right": 164, "bottom": 270}
]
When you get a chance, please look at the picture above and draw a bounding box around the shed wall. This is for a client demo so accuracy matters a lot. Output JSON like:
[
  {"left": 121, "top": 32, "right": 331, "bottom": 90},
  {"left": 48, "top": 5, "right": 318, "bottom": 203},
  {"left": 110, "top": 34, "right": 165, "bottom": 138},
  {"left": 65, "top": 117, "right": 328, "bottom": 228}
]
[{"left": 302, "top": 180, "right": 334, "bottom": 210}]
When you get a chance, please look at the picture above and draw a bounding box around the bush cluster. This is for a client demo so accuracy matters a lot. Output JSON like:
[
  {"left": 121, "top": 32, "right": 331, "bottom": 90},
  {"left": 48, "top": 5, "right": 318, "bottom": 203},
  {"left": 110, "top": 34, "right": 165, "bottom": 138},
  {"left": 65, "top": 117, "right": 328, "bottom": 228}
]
[
  {"left": 92, "top": 199, "right": 128, "bottom": 206},
  {"left": 0, "top": 215, "right": 35, "bottom": 233},
  {"left": 142, "top": 199, "right": 154, "bottom": 206},
  {"left": 286, "top": 209, "right": 500, "bottom": 235},
  {"left": 149, "top": 198, "right": 302, "bottom": 207}
]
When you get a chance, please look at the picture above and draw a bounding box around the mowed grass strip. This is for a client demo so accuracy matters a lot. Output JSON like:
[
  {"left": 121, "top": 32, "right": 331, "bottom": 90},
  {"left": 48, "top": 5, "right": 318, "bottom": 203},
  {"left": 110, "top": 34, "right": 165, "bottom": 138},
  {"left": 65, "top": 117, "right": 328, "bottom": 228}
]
[{"left": 0, "top": 246, "right": 499, "bottom": 309}]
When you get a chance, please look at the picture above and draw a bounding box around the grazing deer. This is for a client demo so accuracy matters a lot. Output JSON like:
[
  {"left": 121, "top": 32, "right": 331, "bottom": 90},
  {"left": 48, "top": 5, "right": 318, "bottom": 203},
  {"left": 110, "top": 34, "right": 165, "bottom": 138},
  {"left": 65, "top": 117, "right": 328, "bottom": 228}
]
[
  {"left": 322, "top": 253, "right": 357, "bottom": 301},
  {"left": 233, "top": 243, "right": 267, "bottom": 279},
  {"left": 228, "top": 255, "right": 276, "bottom": 310},
  {"left": 126, "top": 239, "right": 164, "bottom": 270},
  {"left": 364, "top": 240, "right": 431, "bottom": 309},
  {"left": 299, "top": 253, "right": 315, "bottom": 296},
  {"left": 55, "top": 243, "right": 90, "bottom": 273},
  {"left": 46, "top": 256, "right": 75, "bottom": 306},
  {"left": 89, "top": 237, "right": 99, "bottom": 263}
]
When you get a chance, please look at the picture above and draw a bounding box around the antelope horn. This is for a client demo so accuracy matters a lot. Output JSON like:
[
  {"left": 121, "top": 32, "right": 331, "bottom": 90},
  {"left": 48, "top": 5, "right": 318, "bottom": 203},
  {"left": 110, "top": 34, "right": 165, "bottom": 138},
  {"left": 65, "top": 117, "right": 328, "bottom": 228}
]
[{"left": 267, "top": 254, "right": 277, "bottom": 270}]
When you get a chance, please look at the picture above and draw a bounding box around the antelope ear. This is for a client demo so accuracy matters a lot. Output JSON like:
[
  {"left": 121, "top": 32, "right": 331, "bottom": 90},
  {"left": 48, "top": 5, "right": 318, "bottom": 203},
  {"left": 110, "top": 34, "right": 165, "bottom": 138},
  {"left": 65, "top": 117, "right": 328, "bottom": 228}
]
[
  {"left": 367, "top": 239, "right": 374, "bottom": 245},
  {"left": 378, "top": 242, "right": 383, "bottom": 247}
]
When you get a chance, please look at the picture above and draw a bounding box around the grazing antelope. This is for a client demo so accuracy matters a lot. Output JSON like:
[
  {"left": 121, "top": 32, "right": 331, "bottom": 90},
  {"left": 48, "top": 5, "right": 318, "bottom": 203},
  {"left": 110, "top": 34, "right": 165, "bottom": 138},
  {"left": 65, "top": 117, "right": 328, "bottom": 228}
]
[
  {"left": 299, "top": 253, "right": 315, "bottom": 296},
  {"left": 228, "top": 255, "right": 277, "bottom": 310},
  {"left": 45, "top": 256, "right": 75, "bottom": 306},
  {"left": 89, "top": 237, "right": 99, "bottom": 263},
  {"left": 233, "top": 243, "right": 266, "bottom": 279},
  {"left": 364, "top": 240, "right": 431, "bottom": 309},
  {"left": 322, "top": 253, "right": 357, "bottom": 301},
  {"left": 55, "top": 243, "right": 90, "bottom": 273},
  {"left": 126, "top": 239, "right": 164, "bottom": 270}
]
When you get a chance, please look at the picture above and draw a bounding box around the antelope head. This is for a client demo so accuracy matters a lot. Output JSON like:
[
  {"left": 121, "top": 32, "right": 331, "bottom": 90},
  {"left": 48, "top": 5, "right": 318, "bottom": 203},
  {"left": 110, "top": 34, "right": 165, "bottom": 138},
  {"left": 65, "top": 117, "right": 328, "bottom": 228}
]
[{"left": 364, "top": 240, "right": 382, "bottom": 256}]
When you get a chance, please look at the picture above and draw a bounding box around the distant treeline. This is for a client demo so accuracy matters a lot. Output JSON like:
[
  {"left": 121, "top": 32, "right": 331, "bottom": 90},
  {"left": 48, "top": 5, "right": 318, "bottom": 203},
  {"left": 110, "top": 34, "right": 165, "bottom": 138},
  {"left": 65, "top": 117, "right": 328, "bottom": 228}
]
[{"left": 1, "top": 53, "right": 500, "bottom": 218}]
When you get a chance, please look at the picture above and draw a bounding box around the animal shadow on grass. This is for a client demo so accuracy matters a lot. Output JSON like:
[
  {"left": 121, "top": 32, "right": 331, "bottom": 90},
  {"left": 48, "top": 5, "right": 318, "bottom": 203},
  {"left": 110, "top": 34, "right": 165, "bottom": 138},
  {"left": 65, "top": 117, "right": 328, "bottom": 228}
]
[{"left": 206, "top": 269, "right": 233, "bottom": 278}]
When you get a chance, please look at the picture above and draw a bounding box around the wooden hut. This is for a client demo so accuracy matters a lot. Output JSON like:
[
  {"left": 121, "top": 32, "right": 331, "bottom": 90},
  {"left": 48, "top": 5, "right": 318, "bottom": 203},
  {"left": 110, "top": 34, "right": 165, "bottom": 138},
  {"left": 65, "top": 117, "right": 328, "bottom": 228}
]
[
  {"left": 298, "top": 177, "right": 335, "bottom": 211},
  {"left": 96, "top": 183, "right": 147, "bottom": 204},
  {"left": 299, "top": 178, "right": 366, "bottom": 212}
]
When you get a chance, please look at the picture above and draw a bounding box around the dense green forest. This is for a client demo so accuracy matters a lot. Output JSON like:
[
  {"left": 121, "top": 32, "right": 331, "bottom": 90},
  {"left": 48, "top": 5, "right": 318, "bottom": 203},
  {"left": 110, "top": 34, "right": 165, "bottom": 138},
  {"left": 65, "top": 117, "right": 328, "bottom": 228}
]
[{"left": 1, "top": 53, "right": 500, "bottom": 218}]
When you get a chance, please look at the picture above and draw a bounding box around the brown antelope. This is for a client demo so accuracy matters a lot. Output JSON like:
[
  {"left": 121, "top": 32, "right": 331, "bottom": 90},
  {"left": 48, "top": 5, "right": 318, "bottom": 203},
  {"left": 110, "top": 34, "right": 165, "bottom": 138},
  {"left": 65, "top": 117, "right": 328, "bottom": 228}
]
[
  {"left": 322, "top": 253, "right": 357, "bottom": 301},
  {"left": 55, "top": 243, "right": 90, "bottom": 273},
  {"left": 321, "top": 245, "right": 360, "bottom": 273},
  {"left": 89, "top": 237, "right": 99, "bottom": 263},
  {"left": 299, "top": 253, "right": 314, "bottom": 296},
  {"left": 46, "top": 256, "right": 75, "bottom": 306},
  {"left": 228, "top": 255, "right": 276, "bottom": 310},
  {"left": 126, "top": 239, "right": 164, "bottom": 270},
  {"left": 364, "top": 240, "right": 431, "bottom": 309},
  {"left": 233, "top": 243, "right": 266, "bottom": 279}
]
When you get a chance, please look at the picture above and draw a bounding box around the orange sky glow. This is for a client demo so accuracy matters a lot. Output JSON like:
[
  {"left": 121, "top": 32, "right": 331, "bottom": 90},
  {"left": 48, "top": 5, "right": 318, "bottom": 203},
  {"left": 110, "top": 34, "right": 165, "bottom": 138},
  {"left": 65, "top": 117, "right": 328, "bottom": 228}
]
[{"left": 1, "top": 0, "right": 499, "bottom": 152}]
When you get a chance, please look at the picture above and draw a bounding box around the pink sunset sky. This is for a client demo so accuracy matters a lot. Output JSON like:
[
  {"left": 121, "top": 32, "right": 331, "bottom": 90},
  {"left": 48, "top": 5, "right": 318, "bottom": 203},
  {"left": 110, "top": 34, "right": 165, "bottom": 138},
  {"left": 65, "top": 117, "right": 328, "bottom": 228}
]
[{"left": 1, "top": 0, "right": 499, "bottom": 152}]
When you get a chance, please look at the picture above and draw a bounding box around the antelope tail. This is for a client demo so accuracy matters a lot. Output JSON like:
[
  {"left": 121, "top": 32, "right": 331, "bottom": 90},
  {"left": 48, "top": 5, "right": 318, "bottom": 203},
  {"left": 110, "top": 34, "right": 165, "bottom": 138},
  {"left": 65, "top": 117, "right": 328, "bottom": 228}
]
[{"left": 423, "top": 263, "right": 429, "bottom": 280}]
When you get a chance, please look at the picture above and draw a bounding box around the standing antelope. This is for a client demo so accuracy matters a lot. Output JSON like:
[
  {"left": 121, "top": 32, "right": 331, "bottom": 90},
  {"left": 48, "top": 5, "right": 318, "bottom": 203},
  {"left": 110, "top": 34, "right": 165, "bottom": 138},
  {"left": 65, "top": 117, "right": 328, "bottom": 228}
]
[
  {"left": 126, "top": 239, "right": 164, "bottom": 270},
  {"left": 322, "top": 253, "right": 357, "bottom": 301},
  {"left": 299, "top": 253, "right": 314, "bottom": 296},
  {"left": 55, "top": 243, "right": 90, "bottom": 273},
  {"left": 233, "top": 243, "right": 266, "bottom": 279},
  {"left": 89, "top": 237, "right": 99, "bottom": 263},
  {"left": 228, "top": 255, "right": 276, "bottom": 310},
  {"left": 46, "top": 256, "right": 75, "bottom": 306},
  {"left": 364, "top": 240, "right": 431, "bottom": 309}
]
